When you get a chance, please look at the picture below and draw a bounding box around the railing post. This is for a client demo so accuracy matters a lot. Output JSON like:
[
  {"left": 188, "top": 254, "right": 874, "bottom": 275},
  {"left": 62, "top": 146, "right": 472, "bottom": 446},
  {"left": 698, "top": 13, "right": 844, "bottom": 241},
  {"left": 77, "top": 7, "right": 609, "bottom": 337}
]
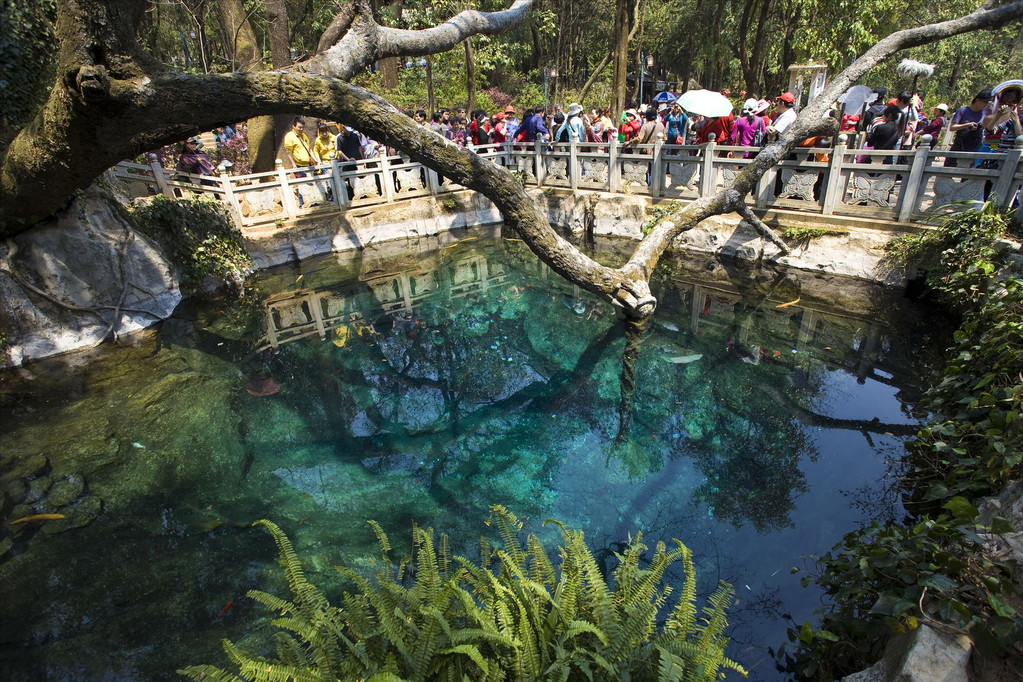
[
  {"left": 426, "top": 164, "right": 441, "bottom": 195},
  {"left": 822, "top": 134, "right": 848, "bottom": 215},
  {"left": 219, "top": 170, "right": 243, "bottom": 223},
  {"left": 700, "top": 134, "right": 717, "bottom": 197},
  {"left": 331, "top": 158, "right": 349, "bottom": 211},
  {"left": 755, "top": 169, "right": 772, "bottom": 209},
  {"left": 569, "top": 139, "right": 580, "bottom": 190},
  {"left": 148, "top": 153, "right": 174, "bottom": 198},
  {"left": 276, "top": 159, "right": 298, "bottom": 220},
  {"left": 897, "top": 135, "right": 932, "bottom": 223},
  {"left": 990, "top": 135, "right": 1023, "bottom": 208},
  {"left": 609, "top": 135, "right": 621, "bottom": 192},
  {"left": 534, "top": 135, "right": 546, "bottom": 186},
  {"left": 378, "top": 151, "right": 394, "bottom": 202},
  {"left": 651, "top": 133, "right": 665, "bottom": 197}
]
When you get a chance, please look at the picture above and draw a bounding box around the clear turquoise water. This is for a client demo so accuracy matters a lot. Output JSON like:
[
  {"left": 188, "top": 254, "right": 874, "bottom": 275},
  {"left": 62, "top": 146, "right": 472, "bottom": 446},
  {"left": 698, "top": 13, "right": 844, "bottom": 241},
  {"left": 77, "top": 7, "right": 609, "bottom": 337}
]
[{"left": 0, "top": 232, "right": 949, "bottom": 680}]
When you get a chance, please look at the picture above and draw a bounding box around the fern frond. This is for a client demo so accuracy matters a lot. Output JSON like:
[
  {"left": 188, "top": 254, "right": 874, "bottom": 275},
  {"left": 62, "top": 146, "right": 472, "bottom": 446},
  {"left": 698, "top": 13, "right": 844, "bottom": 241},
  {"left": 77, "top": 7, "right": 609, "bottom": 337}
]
[
  {"left": 273, "top": 631, "right": 310, "bottom": 668},
  {"left": 247, "top": 589, "right": 294, "bottom": 616},
  {"left": 563, "top": 619, "right": 609, "bottom": 646},
  {"left": 566, "top": 531, "right": 618, "bottom": 635},
  {"left": 176, "top": 665, "right": 244, "bottom": 682},
  {"left": 235, "top": 658, "right": 322, "bottom": 682},
  {"left": 410, "top": 602, "right": 446, "bottom": 679},
  {"left": 654, "top": 646, "right": 686, "bottom": 682},
  {"left": 413, "top": 526, "right": 442, "bottom": 604},
  {"left": 222, "top": 639, "right": 251, "bottom": 668},
  {"left": 449, "top": 627, "right": 518, "bottom": 650},
  {"left": 663, "top": 543, "right": 697, "bottom": 637},
  {"left": 342, "top": 591, "right": 379, "bottom": 639},
  {"left": 368, "top": 519, "right": 392, "bottom": 554},
  {"left": 438, "top": 644, "right": 490, "bottom": 676},
  {"left": 526, "top": 534, "right": 556, "bottom": 588},
  {"left": 489, "top": 505, "right": 526, "bottom": 568},
  {"left": 514, "top": 596, "right": 543, "bottom": 680},
  {"left": 438, "top": 533, "right": 451, "bottom": 580},
  {"left": 365, "top": 673, "right": 408, "bottom": 682},
  {"left": 252, "top": 521, "right": 315, "bottom": 607}
]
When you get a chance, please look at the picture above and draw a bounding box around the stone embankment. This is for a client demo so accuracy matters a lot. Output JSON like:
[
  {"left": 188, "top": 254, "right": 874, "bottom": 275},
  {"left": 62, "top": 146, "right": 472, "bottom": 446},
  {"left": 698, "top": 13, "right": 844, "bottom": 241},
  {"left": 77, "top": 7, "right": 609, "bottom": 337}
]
[{"left": 1, "top": 178, "right": 915, "bottom": 367}]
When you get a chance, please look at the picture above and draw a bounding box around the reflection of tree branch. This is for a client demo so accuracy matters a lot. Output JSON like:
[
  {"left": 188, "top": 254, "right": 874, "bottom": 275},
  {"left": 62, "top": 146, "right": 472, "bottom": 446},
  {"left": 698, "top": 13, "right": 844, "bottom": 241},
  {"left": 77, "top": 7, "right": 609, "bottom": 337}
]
[
  {"left": 616, "top": 317, "right": 649, "bottom": 442},
  {"left": 761, "top": 385, "right": 918, "bottom": 436}
]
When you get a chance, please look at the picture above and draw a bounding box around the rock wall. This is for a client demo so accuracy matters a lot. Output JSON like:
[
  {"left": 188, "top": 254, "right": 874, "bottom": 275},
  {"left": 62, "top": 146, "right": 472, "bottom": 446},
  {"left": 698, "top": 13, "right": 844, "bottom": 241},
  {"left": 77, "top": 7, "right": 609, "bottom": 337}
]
[{"left": 0, "top": 182, "right": 181, "bottom": 368}]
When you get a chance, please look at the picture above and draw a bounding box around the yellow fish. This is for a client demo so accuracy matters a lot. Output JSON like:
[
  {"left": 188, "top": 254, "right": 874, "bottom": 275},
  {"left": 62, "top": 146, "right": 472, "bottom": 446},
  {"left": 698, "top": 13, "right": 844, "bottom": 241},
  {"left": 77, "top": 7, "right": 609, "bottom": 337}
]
[
  {"left": 5, "top": 513, "right": 65, "bottom": 526},
  {"left": 775, "top": 298, "right": 801, "bottom": 309}
]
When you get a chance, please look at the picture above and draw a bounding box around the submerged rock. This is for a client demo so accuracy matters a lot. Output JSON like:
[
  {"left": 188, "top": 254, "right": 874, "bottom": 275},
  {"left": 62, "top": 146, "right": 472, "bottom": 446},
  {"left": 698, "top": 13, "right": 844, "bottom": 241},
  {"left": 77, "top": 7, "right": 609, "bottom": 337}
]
[
  {"left": 47, "top": 475, "right": 86, "bottom": 508},
  {"left": 41, "top": 495, "right": 102, "bottom": 535},
  {"left": 0, "top": 455, "right": 49, "bottom": 484},
  {"left": 23, "top": 476, "right": 52, "bottom": 504}
]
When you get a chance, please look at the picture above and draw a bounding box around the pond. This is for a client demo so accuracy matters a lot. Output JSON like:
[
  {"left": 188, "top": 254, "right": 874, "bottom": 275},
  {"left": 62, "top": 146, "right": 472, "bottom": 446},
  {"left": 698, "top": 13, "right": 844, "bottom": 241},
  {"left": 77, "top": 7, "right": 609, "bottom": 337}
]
[{"left": 0, "top": 227, "right": 952, "bottom": 681}]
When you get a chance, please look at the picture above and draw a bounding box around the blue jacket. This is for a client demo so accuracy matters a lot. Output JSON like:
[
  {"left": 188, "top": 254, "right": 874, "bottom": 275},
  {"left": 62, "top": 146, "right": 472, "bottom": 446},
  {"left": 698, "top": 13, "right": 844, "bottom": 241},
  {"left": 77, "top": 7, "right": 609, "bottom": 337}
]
[{"left": 521, "top": 113, "right": 550, "bottom": 141}]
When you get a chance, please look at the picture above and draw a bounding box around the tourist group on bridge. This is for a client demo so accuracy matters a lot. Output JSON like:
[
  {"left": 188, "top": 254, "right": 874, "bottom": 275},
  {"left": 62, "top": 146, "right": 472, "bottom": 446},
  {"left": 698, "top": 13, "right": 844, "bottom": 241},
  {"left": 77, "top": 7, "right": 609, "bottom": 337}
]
[{"left": 175, "top": 78, "right": 1021, "bottom": 195}]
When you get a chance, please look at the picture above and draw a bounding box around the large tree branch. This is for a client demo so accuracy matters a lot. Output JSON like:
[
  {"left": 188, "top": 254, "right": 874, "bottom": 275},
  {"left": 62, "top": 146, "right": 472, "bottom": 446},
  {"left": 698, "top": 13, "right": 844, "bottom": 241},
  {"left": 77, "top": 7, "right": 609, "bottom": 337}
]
[
  {"left": 303, "top": 0, "right": 533, "bottom": 79},
  {"left": 626, "top": 0, "right": 1023, "bottom": 281}
]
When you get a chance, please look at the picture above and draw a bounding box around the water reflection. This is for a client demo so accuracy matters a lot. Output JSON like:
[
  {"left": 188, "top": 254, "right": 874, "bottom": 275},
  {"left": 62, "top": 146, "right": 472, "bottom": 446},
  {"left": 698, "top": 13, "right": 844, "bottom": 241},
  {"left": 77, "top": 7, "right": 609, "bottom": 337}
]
[{"left": 0, "top": 231, "right": 947, "bottom": 681}]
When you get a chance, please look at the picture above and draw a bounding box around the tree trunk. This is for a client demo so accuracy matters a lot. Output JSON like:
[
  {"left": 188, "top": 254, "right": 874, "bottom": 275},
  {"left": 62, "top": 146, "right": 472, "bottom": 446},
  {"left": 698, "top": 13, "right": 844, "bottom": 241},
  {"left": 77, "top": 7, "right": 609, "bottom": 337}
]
[
  {"left": 464, "top": 39, "right": 476, "bottom": 112},
  {"left": 215, "top": 0, "right": 278, "bottom": 173},
  {"left": 632, "top": 0, "right": 645, "bottom": 106},
  {"left": 378, "top": 0, "right": 401, "bottom": 89},
  {"left": 610, "top": 0, "right": 634, "bottom": 116},
  {"left": 266, "top": 0, "right": 294, "bottom": 172},
  {"left": 426, "top": 54, "right": 436, "bottom": 115}
]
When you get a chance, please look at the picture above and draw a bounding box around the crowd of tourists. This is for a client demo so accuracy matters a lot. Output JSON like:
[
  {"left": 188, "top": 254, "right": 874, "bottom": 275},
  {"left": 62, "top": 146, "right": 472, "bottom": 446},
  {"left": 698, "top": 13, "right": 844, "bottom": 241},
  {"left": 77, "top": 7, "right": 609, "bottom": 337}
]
[{"left": 177, "top": 79, "right": 1021, "bottom": 179}]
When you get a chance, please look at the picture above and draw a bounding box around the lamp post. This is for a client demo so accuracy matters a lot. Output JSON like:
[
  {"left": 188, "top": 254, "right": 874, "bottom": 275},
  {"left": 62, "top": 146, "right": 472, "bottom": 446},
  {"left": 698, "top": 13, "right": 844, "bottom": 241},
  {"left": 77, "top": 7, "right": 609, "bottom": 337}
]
[
  {"left": 544, "top": 67, "right": 558, "bottom": 115},
  {"left": 639, "top": 54, "right": 654, "bottom": 109}
]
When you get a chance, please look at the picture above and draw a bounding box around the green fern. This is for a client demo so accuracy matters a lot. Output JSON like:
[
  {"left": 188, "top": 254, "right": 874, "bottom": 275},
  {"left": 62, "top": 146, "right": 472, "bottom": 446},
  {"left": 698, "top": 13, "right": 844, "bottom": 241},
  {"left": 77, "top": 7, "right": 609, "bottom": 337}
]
[{"left": 179, "top": 512, "right": 748, "bottom": 682}]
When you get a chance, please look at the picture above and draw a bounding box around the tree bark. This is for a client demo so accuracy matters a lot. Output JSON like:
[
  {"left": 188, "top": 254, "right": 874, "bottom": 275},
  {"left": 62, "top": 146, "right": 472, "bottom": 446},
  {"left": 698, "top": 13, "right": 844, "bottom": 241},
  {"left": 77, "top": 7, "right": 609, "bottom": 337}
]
[
  {"left": 215, "top": 0, "right": 277, "bottom": 172},
  {"left": 464, "top": 39, "right": 476, "bottom": 112},
  {"left": 610, "top": 0, "right": 634, "bottom": 116}
]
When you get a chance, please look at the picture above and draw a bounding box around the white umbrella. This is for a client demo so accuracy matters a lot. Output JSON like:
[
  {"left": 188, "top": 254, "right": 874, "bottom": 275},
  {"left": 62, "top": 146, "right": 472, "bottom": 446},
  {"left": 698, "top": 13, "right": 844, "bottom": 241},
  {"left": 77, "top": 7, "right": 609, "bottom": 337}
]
[{"left": 676, "top": 89, "right": 733, "bottom": 117}]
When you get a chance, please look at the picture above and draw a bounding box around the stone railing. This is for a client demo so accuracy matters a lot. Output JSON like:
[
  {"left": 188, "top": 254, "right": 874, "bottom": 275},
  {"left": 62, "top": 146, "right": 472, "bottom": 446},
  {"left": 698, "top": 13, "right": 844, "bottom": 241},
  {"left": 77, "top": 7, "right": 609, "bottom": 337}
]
[{"left": 112, "top": 134, "right": 1023, "bottom": 233}]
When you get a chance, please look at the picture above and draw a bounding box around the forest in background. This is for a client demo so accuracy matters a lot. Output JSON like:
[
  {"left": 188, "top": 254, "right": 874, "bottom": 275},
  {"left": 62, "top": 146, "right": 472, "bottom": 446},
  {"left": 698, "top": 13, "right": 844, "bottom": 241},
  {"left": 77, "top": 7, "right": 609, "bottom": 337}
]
[{"left": 4, "top": 0, "right": 1021, "bottom": 146}]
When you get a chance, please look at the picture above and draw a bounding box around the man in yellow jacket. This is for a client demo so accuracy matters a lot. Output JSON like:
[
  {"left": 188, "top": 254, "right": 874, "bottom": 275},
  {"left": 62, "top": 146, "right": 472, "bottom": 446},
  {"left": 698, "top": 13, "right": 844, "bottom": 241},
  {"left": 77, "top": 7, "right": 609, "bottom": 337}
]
[{"left": 283, "top": 116, "right": 316, "bottom": 175}]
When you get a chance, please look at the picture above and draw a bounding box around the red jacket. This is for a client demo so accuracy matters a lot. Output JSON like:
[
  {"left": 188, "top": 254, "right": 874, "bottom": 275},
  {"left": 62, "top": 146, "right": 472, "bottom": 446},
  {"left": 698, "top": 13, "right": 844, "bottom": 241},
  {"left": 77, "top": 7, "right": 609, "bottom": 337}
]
[
  {"left": 620, "top": 118, "right": 642, "bottom": 142},
  {"left": 696, "top": 113, "right": 734, "bottom": 145}
]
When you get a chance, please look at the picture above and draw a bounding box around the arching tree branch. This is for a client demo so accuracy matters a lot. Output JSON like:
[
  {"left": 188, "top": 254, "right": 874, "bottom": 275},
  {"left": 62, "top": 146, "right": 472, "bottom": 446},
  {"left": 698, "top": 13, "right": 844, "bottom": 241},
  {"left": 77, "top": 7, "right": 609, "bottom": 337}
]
[
  {"left": 627, "top": 0, "right": 1023, "bottom": 284},
  {"left": 303, "top": 0, "right": 534, "bottom": 79}
]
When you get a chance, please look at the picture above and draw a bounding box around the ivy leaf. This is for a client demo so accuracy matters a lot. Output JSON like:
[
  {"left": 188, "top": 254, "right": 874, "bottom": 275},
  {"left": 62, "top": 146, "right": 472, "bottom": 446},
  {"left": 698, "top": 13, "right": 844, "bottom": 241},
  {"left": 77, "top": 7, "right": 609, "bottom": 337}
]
[
  {"left": 869, "top": 594, "right": 915, "bottom": 616},
  {"left": 942, "top": 497, "right": 978, "bottom": 520}
]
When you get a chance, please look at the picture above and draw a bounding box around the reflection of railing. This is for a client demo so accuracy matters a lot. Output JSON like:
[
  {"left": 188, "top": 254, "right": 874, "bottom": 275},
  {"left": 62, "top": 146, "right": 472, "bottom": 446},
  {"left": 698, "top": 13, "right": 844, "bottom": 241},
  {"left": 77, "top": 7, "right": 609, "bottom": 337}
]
[
  {"left": 680, "top": 280, "right": 898, "bottom": 385},
  {"left": 261, "top": 253, "right": 509, "bottom": 349},
  {"left": 112, "top": 134, "right": 1023, "bottom": 233}
]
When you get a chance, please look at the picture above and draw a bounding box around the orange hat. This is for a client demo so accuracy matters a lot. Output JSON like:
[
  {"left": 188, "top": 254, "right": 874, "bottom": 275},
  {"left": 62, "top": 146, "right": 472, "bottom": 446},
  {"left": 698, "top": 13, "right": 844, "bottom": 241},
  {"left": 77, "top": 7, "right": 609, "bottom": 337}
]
[
  {"left": 776, "top": 92, "right": 795, "bottom": 104},
  {"left": 493, "top": 112, "right": 505, "bottom": 121},
  {"left": 505, "top": 105, "right": 515, "bottom": 114}
]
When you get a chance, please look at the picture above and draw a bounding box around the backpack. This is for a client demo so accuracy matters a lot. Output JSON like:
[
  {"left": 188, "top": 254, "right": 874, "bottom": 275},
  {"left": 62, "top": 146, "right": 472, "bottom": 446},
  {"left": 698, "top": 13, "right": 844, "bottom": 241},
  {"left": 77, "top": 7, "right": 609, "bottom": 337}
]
[
  {"left": 751, "top": 118, "right": 766, "bottom": 148},
  {"left": 556, "top": 124, "right": 570, "bottom": 144},
  {"left": 358, "top": 132, "right": 379, "bottom": 159}
]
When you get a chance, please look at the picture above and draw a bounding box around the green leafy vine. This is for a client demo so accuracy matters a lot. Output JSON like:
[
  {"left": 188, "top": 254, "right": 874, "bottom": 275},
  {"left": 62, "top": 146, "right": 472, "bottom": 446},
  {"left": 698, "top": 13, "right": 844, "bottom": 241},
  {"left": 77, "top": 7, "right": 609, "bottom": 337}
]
[{"left": 129, "top": 195, "right": 253, "bottom": 294}]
